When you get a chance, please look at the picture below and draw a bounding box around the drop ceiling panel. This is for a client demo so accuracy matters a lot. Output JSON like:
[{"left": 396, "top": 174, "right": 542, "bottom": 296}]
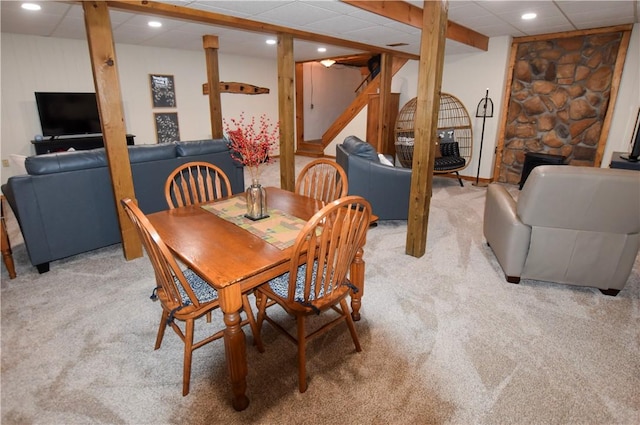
[
  {"left": 1, "top": 0, "right": 637, "bottom": 64},
  {"left": 305, "top": 1, "right": 360, "bottom": 15},
  {"left": 472, "top": 22, "right": 527, "bottom": 38},
  {"left": 347, "top": 8, "right": 406, "bottom": 26},
  {"left": 191, "top": 1, "right": 293, "bottom": 18},
  {"left": 555, "top": 1, "right": 634, "bottom": 14},
  {"left": 478, "top": 0, "right": 556, "bottom": 14},
  {"left": 50, "top": 17, "right": 89, "bottom": 41},
  {"left": 252, "top": 2, "right": 340, "bottom": 27},
  {"left": 304, "top": 14, "right": 376, "bottom": 35}
]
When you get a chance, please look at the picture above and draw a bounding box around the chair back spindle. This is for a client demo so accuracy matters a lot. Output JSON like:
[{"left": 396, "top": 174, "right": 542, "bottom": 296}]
[
  {"left": 295, "top": 159, "right": 348, "bottom": 204},
  {"left": 165, "top": 161, "right": 232, "bottom": 209}
]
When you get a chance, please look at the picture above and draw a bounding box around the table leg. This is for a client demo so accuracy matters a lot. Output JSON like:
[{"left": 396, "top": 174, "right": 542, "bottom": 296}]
[
  {"left": 350, "top": 246, "right": 365, "bottom": 321},
  {"left": 218, "top": 284, "right": 249, "bottom": 411}
]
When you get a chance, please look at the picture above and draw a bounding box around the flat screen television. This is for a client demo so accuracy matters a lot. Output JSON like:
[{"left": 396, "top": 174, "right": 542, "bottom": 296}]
[{"left": 34, "top": 92, "right": 102, "bottom": 138}]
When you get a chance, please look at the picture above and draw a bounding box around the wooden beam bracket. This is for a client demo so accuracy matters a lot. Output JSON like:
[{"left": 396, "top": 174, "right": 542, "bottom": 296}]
[{"left": 202, "top": 82, "right": 270, "bottom": 95}]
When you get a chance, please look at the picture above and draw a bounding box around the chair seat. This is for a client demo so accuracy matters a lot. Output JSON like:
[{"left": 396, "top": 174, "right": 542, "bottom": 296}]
[
  {"left": 268, "top": 262, "right": 335, "bottom": 304},
  {"left": 176, "top": 268, "right": 219, "bottom": 304},
  {"left": 434, "top": 156, "right": 466, "bottom": 171}
]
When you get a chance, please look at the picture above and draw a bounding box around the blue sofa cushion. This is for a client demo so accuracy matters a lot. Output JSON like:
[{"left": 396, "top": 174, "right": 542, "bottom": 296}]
[
  {"left": 342, "top": 135, "right": 378, "bottom": 162},
  {"left": 175, "top": 139, "right": 230, "bottom": 157},
  {"left": 25, "top": 149, "right": 108, "bottom": 175},
  {"left": 128, "top": 143, "right": 177, "bottom": 164}
]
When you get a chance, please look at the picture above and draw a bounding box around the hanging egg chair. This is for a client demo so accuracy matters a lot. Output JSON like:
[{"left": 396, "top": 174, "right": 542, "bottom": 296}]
[{"left": 394, "top": 93, "right": 473, "bottom": 186}]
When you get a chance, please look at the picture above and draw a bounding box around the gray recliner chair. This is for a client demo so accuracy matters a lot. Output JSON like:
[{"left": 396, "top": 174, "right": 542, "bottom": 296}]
[{"left": 483, "top": 165, "right": 640, "bottom": 295}]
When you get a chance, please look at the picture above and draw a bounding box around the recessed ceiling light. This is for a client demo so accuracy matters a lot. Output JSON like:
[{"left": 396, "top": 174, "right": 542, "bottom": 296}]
[
  {"left": 317, "top": 47, "right": 327, "bottom": 53},
  {"left": 266, "top": 39, "right": 276, "bottom": 45},
  {"left": 21, "top": 3, "right": 41, "bottom": 11},
  {"left": 522, "top": 12, "right": 537, "bottom": 20},
  {"left": 148, "top": 21, "right": 162, "bottom": 28}
]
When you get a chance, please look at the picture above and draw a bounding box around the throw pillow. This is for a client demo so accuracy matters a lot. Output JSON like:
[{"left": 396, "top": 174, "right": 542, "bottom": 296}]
[
  {"left": 437, "top": 128, "right": 456, "bottom": 158},
  {"left": 378, "top": 153, "right": 394, "bottom": 167},
  {"left": 438, "top": 128, "right": 456, "bottom": 143},
  {"left": 9, "top": 154, "right": 27, "bottom": 175}
]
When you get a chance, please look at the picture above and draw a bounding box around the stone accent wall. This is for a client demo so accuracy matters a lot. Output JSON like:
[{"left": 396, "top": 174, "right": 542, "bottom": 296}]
[{"left": 499, "top": 32, "right": 623, "bottom": 184}]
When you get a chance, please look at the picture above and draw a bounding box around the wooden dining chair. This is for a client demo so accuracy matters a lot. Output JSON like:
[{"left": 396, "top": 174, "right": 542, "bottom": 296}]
[
  {"left": 121, "top": 198, "right": 264, "bottom": 396},
  {"left": 165, "top": 161, "right": 233, "bottom": 209},
  {"left": 295, "top": 159, "right": 348, "bottom": 203},
  {"left": 255, "top": 195, "right": 372, "bottom": 393}
]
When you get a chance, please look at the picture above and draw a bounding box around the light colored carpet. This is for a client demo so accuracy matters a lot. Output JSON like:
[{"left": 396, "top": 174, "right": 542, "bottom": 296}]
[{"left": 1, "top": 157, "right": 639, "bottom": 424}]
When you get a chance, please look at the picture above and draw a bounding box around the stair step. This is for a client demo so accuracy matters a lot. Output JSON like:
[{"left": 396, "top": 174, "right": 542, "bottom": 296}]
[{"left": 296, "top": 140, "right": 324, "bottom": 157}]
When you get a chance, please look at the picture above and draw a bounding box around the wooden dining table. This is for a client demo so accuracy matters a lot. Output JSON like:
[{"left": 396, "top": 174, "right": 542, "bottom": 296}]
[{"left": 146, "top": 187, "right": 368, "bottom": 411}]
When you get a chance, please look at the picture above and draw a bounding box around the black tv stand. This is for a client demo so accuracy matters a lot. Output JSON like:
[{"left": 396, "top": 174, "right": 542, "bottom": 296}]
[
  {"left": 619, "top": 154, "right": 639, "bottom": 162},
  {"left": 610, "top": 152, "right": 640, "bottom": 170},
  {"left": 31, "top": 134, "right": 135, "bottom": 155}
]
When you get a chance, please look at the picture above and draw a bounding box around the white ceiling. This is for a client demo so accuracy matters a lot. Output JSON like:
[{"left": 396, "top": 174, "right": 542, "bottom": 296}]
[{"left": 1, "top": 1, "right": 639, "bottom": 61}]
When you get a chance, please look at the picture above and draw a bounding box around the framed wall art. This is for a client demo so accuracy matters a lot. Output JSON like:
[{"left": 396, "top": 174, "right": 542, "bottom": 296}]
[
  {"left": 149, "top": 74, "right": 177, "bottom": 108},
  {"left": 154, "top": 112, "right": 180, "bottom": 144}
]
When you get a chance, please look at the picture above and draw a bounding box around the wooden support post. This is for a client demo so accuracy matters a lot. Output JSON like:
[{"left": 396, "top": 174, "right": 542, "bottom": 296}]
[
  {"left": 82, "top": 1, "right": 141, "bottom": 260},
  {"left": 295, "top": 63, "right": 305, "bottom": 153},
  {"left": 203, "top": 35, "right": 223, "bottom": 138},
  {"left": 377, "top": 53, "right": 393, "bottom": 153},
  {"left": 405, "top": 0, "right": 448, "bottom": 258},
  {"left": 277, "top": 33, "right": 295, "bottom": 192}
]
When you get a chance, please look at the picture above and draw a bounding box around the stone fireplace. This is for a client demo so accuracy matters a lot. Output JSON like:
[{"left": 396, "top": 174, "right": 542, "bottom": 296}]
[{"left": 498, "top": 28, "right": 630, "bottom": 184}]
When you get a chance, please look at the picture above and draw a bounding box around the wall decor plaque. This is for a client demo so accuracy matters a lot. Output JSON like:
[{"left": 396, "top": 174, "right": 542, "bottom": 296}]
[
  {"left": 154, "top": 112, "right": 180, "bottom": 144},
  {"left": 150, "top": 74, "right": 177, "bottom": 108}
]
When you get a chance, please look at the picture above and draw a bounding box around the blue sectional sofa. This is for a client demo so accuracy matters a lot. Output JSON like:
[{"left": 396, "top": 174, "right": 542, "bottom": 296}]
[
  {"left": 336, "top": 135, "right": 411, "bottom": 220},
  {"left": 2, "top": 139, "right": 244, "bottom": 273}
]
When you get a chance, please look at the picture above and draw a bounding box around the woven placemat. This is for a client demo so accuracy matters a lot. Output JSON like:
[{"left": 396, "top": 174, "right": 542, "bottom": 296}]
[{"left": 201, "top": 198, "right": 306, "bottom": 250}]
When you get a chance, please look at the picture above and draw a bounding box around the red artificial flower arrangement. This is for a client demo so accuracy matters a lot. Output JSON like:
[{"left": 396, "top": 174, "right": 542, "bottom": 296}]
[{"left": 223, "top": 113, "right": 280, "bottom": 181}]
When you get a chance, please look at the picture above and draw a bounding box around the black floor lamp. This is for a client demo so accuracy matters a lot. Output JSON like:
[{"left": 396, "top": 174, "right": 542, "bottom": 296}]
[{"left": 472, "top": 89, "right": 494, "bottom": 187}]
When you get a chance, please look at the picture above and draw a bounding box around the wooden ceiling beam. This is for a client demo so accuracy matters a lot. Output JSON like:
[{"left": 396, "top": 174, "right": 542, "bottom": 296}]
[
  {"left": 341, "top": 0, "right": 489, "bottom": 51},
  {"left": 105, "top": 0, "right": 418, "bottom": 60}
]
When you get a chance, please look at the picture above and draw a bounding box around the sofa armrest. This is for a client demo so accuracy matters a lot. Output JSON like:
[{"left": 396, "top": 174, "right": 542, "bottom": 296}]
[
  {"left": 2, "top": 176, "right": 53, "bottom": 267},
  {"left": 483, "top": 184, "right": 531, "bottom": 279}
]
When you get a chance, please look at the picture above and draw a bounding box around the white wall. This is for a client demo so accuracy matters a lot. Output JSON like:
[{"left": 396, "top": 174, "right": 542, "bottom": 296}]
[
  {"left": 604, "top": 23, "right": 640, "bottom": 162},
  {"left": 302, "top": 62, "right": 362, "bottom": 140},
  {"left": 440, "top": 35, "right": 512, "bottom": 180},
  {"left": 325, "top": 109, "right": 368, "bottom": 157},
  {"left": 1, "top": 33, "right": 279, "bottom": 183}
]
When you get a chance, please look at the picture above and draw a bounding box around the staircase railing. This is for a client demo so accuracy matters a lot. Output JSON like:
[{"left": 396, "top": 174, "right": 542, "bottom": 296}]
[
  {"left": 354, "top": 72, "right": 374, "bottom": 94},
  {"left": 320, "top": 57, "right": 408, "bottom": 149}
]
